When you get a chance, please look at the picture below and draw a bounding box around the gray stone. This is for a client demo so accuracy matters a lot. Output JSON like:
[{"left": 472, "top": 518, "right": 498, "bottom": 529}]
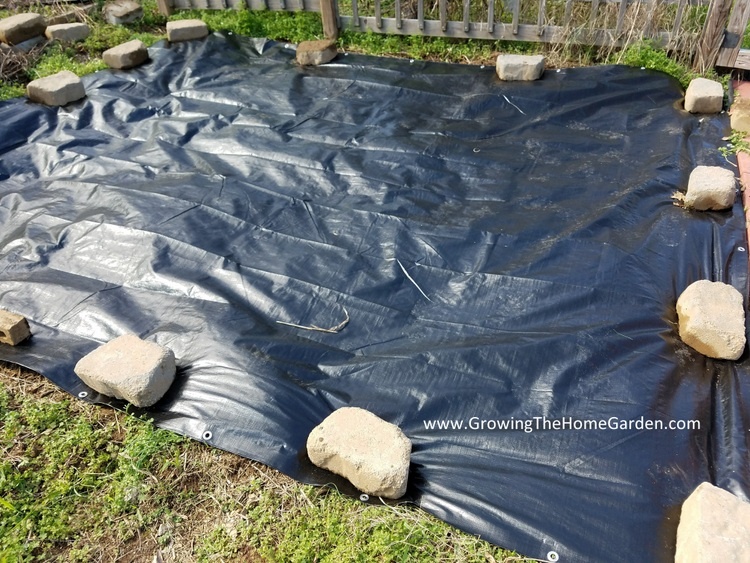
[
  {"left": 45, "top": 23, "right": 90, "bottom": 43},
  {"left": 675, "top": 482, "right": 750, "bottom": 563},
  {"left": 684, "top": 165, "right": 736, "bottom": 211},
  {"left": 103, "top": 0, "right": 143, "bottom": 25},
  {"left": 677, "top": 280, "right": 746, "bottom": 360},
  {"left": 296, "top": 39, "right": 337, "bottom": 66},
  {"left": 307, "top": 407, "right": 412, "bottom": 499},
  {"left": 0, "top": 309, "right": 31, "bottom": 346},
  {"left": 74, "top": 334, "right": 176, "bottom": 407},
  {"left": 166, "top": 19, "right": 209, "bottom": 42},
  {"left": 103, "top": 39, "right": 149, "bottom": 69},
  {"left": 26, "top": 71, "right": 86, "bottom": 107},
  {"left": 685, "top": 78, "right": 724, "bottom": 114},
  {"left": 496, "top": 54, "right": 545, "bottom": 81},
  {"left": 0, "top": 13, "right": 46, "bottom": 45}
]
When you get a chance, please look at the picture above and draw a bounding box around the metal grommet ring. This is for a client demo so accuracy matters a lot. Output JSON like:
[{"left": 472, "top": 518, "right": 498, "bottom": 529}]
[
  {"left": 78, "top": 391, "right": 88, "bottom": 399},
  {"left": 202, "top": 431, "right": 212, "bottom": 441},
  {"left": 473, "top": 148, "right": 480, "bottom": 153},
  {"left": 359, "top": 493, "right": 369, "bottom": 502},
  {"left": 739, "top": 246, "right": 746, "bottom": 252},
  {"left": 547, "top": 551, "right": 560, "bottom": 562}
]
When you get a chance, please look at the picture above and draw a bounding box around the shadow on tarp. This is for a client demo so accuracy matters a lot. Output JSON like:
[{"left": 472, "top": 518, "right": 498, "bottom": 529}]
[{"left": 0, "top": 33, "right": 748, "bottom": 562}]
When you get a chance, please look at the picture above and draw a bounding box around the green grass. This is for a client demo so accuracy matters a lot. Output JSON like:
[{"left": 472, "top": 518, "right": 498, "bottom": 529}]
[{"left": 0, "top": 364, "right": 527, "bottom": 561}]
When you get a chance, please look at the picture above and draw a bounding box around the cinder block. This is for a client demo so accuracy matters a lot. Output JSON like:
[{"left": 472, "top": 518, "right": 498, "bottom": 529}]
[
  {"left": 307, "top": 407, "right": 412, "bottom": 499},
  {"left": 685, "top": 78, "right": 723, "bottom": 114},
  {"left": 496, "top": 54, "right": 545, "bottom": 81},
  {"left": 45, "top": 22, "right": 90, "bottom": 43},
  {"left": 684, "top": 165, "right": 736, "bottom": 211},
  {"left": 676, "top": 482, "right": 750, "bottom": 562},
  {"left": 0, "top": 13, "right": 46, "bottom": 45},
  {"left": 0, "top": 309, "right": 31, "bottom": 346},
  {"left": 74, "top": 334, "right": 176, "bottom": 407},
  {"left": 103, "top": 0, "right": 143, "bottom": 25},
  {"left": 166, "top": 19, "right": 208, "bottom": 42},
  {"left": 103, "top": 39, "right": 149, "bottom": 69},
  {"left": 26, "top": 70, "right": 86, "bottom": 107},
  {"left": 296, "top": 39, "right": 337, "bottom": 66}
]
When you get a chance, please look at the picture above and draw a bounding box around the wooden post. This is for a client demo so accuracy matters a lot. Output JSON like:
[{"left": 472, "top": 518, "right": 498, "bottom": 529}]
[
  {"left": 716, "top": 0, "right": 750, "bottom": 68},
  {"left": 157, "top": 0, "right": 174, "bottom": 17},
  {"left": 320, "top": 0, "right": 339, "bottom": 40},
  {"left": 695, "top": 0, "right": 734, "bottom": 72}
]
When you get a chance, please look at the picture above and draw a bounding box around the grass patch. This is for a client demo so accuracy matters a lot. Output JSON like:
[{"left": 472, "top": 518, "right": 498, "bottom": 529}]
[{"left": 0, "top": 363, "right": 528, "bottom": 561}]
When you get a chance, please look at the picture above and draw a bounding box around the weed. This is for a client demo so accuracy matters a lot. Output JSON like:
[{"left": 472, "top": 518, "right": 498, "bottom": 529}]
[{"left": 719, "top": 129, "right": 750, "bottom": 158}]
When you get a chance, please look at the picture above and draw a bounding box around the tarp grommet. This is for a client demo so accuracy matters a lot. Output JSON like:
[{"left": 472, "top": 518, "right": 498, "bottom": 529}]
[
  {"left": 546, "top": 551, "right": 559, "bottom": 562},
  {"left": 359, "top": 493, "right": 369, "bottom": 502},
  {"left": 202, "top": 431, "right": 212, "bottom": 441},
  {"left": 78, "top": 391, "right": 88, "bottom": 399}
]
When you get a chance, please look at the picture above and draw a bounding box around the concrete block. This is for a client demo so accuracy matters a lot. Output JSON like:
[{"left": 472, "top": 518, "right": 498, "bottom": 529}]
[
  {"left": 26, "top": 70, "right": 86, "bottom": 107},
  {"left": 166, "top": 19, "right": 208, "bottom": 42},
  {"left": 685, "top": 78, "right": 724, "bottom": 114},
  {"left": 677, "top": 280, "right": 745, "bottom": 360},
  {"left": 307, "top": 407, "right": 412, "bottom": 499},
  {"left": 684, "top": 165, "right": 736, "bottom": 211},
  {"left": 0, "top": 309, "right": 31, "bottom": 346},
  {"left": 74, "top": 334, "right": 176, "bottom": 407},
  {"left": 0, "top": 13, "right": 46, "bottom": 45},
  {"left": 496, "top": 54, "right": 545, "bottom": 81},
  {"left": 103, "top": 0, "right": 143, "bottom": 25},
  {"left": 45, "top": 23, "right": 90, "bottom": 43},
  {"left": 675, "top": 482, "right": 750, "bottom": 563},
  {"left": 103, "top": 39, "right": 149, "bottom": 69},
  {"left": 296, "top": 39, "right": 337, "bottom": 66}
]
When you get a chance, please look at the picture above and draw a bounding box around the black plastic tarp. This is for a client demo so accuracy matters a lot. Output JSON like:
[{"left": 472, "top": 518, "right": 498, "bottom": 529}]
[{"left": 1, "top": 34, "right": 749, "bottom": 562}]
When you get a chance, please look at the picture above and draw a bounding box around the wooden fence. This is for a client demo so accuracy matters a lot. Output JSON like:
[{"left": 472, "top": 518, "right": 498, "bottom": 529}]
[{"left": 157, "top": 0, "right": 750, "bottom": 70}]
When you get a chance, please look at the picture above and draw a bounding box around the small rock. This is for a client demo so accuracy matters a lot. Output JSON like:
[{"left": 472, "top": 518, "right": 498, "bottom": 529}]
[
  {"left": 0, "top": 13, "right": 46, "bottom": 46},
  {"left": 103, "top": 0, "right": 143, "bottom": 25},
  {"left": 675, "top": 482, "right": 750, "bottom": 563},
  {"left": 45, "top": 22, "right": 90, "bottom": 43},
  {"left": 296, "top": 39, "right": 337, "bottom": 66},
  {"left": 103, "top": 39, "right": 149, "bottom": 69},
  {"left": 496, "top": 54, "right": 545, "bottom": 81},
  {"left": 307, "top": 407, "right": 412, "bottom": 499},
  {"left": 166, "top": 19, "right": 208, "bottom": 42},
  {"left": 685, "top": 77, "right": 724, "bottom": 114},
  {"left": 676, "top": 280, "right": 745, "bottom": 360},
  {"left": 0, "top": 309, "right": 31, "bottom": 346},
  {"left": 684, "top": 165, "right": 736, "bottom": 211},
  {"left": 74, "top": 334, "right": 176, "bottom": 407},
  {"left": 26, "top": 70, "right": 86, "bottom": 107}
]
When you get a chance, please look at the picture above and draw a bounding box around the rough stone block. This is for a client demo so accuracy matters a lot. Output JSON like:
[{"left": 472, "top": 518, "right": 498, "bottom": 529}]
[
  {"left": 685, "top": 78, "right": 724, "bottom": 114},
  {"left": 296, "top": 39, "right": 337, "bottom": 66},
  {"left": 45, "top": 22, "right": 90, "bottom": 43},
  {"left": 103, "top": 0, "right": 143, "bottom": 25},
  {"left": 675, "top": 482, "right": 750, "bottom": 563},
  {"left": 496, "top": 54, "right": 545, "bottom": 81},
  {"left": 103, "top": 39, "right": 149, "bottom": 69},
  {"left": 74, "top": 334, "right": 176, "bottom": 407},
  {"left": 0, "top": 309, "right": 31, "bottom": 346},
  {"left": 677, "top": 280, "right": 745, "bottom": 360},
  {"left": 166, "top": 19, "right": 208, "bottom": 42},
  {"left": 307, "top": 407, "right": 412, "bottom": 499},
  {"left": 26, "top": 70, "right": 86, "bottom": 107},
  {"left": 730, "top": 97, "right": 750, "bottom": 134},
  {"left": 684, "top": 165, "right": 736, "bottom": 211},
  {"left": 0, "top": 13, "right": 46, "bottom": 45}
]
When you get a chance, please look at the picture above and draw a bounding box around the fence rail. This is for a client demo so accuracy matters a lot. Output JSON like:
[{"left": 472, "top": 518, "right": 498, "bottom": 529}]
[{"left": 158, "top": 0, "right": 750, "bottom": 70}]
